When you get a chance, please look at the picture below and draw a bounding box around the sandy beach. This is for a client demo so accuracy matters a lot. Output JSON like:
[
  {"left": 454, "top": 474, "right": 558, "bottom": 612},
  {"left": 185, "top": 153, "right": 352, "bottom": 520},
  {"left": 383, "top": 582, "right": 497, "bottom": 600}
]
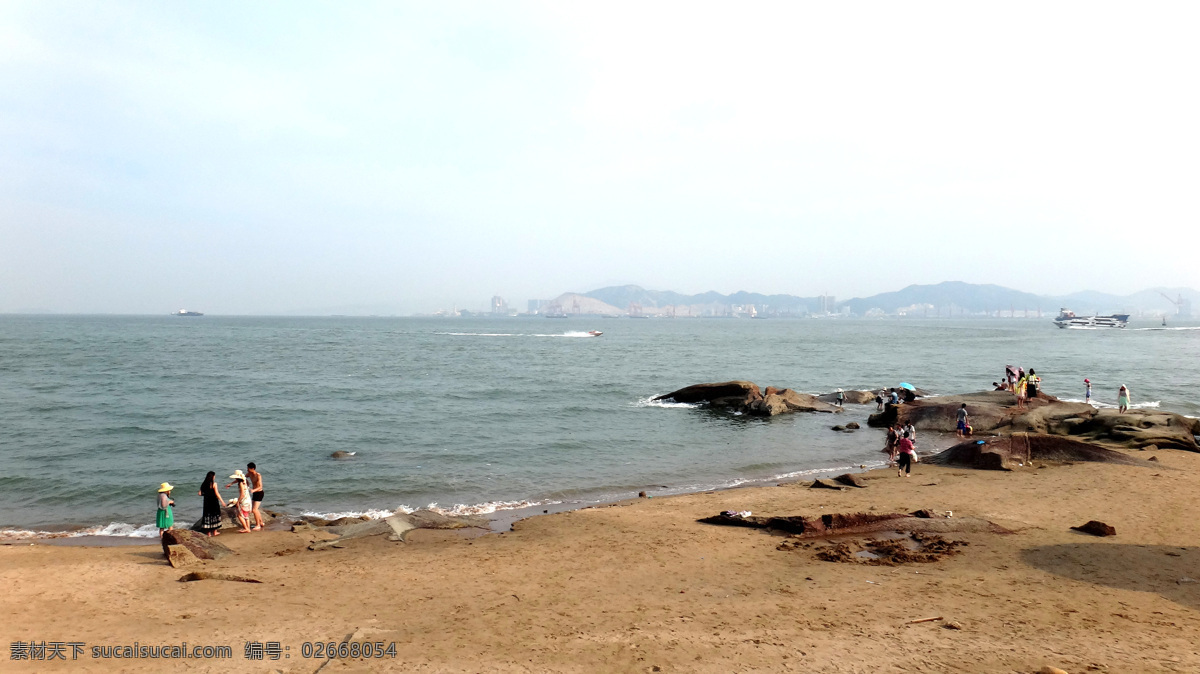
[{"left": 4, "top": 445, "right": 1200, "bottom": 673}]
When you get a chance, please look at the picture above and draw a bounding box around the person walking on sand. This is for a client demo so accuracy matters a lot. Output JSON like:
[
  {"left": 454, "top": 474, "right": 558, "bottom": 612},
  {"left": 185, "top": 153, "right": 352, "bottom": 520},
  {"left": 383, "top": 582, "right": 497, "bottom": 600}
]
[
  {"left": 247, "top": 462, "right": 265, "bottom": 531},
  {"left": 156, "top": 482, "right": 175, "bottom": 537},
  {"left": 835, "top": 388, "right": 844, "bottom": 407},
  {"left": 956, "top": 404, "right": 969, "bottom": 438},
  {"left": 896, "top": 432, "right": 916, "bottom": 477},
  {"left": 198, "top": 472, "right": 223, "bottom": 537},
  {"left": 225, "top": 470, "right": 253, "bottom": 533},
  {"left": 1118, "top": 385, "right": 1131, "bottom": 413},
  {"left": 903, "top": 422, "right": 916, "bottom": 448},
  {"left": 1085, "top": 378, "right": 1092, "bottom": 404}
]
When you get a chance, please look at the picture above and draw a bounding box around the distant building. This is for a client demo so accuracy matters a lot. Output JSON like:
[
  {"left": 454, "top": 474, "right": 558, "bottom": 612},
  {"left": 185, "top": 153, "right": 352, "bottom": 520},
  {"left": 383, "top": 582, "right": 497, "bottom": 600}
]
[
  {"left": 817, "top": 295, "right": 836, "bottom": 314},
  {"left": 491, "top": 296, "right": 507, "bottom": 315}
]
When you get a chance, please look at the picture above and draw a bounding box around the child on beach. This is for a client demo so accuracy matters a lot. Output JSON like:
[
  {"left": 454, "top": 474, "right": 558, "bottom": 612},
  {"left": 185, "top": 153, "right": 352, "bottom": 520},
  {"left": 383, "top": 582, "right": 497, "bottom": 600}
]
[
  {"left": 156, "top": 483, "right": 175, "bottom": 537},
  {"left": 1085, "top": 379, "right": 1092, "bottom": 404},
  {"left": 1118, "top": 385, "right": 1131, "bottom": 413},
  {"left": 956, "top": 404, "right": 969, "bottom": 438},
  {"left": 225, "top": 470, "right": 253, "bottom": 533}
]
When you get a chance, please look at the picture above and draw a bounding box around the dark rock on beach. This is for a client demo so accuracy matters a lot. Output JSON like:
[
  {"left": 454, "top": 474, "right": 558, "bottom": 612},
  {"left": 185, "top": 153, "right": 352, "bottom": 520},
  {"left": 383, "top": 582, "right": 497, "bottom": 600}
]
[
  {"left": 810, "top": 479, "right": 844, "bottom": 490},
  {"left": 869, "top": 391, "right": 1200, "bottom": 452},
  {"left": 1071, "top": 520, "right": 1117, "bottom": 537},
  {"left": 834, "top": 473, "right": 867, "bottom": 488},
  {"left": 927, "top": 434, "right": 1157, "bottom": 471},
  {"left": 655, "top": 381, "right": 840, "bottom": 416},
  {"left": 162, "top": 529, "right": 233, "bottom": 561},
  {"left": 699, "top": 511, "right": 1011, "bottom": 538}
]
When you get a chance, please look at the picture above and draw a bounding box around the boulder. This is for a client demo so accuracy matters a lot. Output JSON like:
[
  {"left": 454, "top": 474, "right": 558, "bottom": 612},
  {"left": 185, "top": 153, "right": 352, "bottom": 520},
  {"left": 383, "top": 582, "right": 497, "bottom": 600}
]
[
  {"left": 655, "top": 381, "right": 840, "bottom": 416},
  {"left": 161, "top": 529, "right": 233, "bottom": 561},
  {"left": 810, "top": 479, "right": 844, "bottom": 490},
  {"left": 834, "top": 473, "right": 867, "bottom": 488},
  {"left": 817, "top": 390, "right": 878, "bottom": 405},
  {"left": 330, "top": 450, "right": 357, "bottom": 459},
  {"left": 398, "top": 509, "right": 490, "bottom": 530},
  {"left": 698, "top": 511, "right": 1012, "bottom": 538},
  {"left": 166, "top": 544, "right": 200, "bottom": 569},
  {"left": 1071, "top": 520, "right": 1116, "bottom": 537},
  {"left": 654, "top": 381, "right": 762, "bottom": 407},
  {"left": 927, "top": 435, "right": 1156, "bottom": 471},
  {"left": 845, "top": 422, "right": 861, "bottom": 430}
]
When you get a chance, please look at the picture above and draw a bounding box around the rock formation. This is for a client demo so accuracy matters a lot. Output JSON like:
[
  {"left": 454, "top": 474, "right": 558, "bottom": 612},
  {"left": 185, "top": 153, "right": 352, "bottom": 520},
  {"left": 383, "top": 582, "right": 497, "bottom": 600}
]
[
  {"left": 161, "top": 529, "right": 233, "bottom": 562},
  {"left": 655, "top": 381, "right": 840, "bottom": 416},
  {"left": 869, "top": 391, "right": 1200, "bottom": 452},
  {"left": 927, "top": 435, "right": 1159, "bottom": 470}
]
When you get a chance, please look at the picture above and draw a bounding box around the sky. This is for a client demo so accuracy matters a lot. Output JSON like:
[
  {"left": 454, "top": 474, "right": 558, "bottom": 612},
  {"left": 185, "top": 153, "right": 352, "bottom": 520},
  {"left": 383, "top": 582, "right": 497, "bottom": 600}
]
[{"left": 2, "top": 1, "right": 1198, "bottom": 314}]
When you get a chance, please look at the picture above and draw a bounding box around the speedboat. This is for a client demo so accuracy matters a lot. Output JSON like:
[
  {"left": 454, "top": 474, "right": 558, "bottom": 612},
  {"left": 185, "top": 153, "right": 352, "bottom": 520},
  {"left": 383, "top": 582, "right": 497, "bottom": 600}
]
[
  {"left": 588, "top": 330, "right": 603, "bottom": 337},
  {"left": 1053, "top": 308, "right": 1128, "bottom": 329}
]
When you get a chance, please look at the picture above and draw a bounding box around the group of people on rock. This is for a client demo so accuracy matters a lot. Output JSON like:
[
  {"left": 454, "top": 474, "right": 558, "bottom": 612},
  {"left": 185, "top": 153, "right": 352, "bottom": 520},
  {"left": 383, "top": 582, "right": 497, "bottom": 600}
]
[
  {"left": 874, "top": 387, "right": 915, "bottom": 411},
  {"left": 155, "top": 462, "right": 266, "bottom": 538},
  {"left": 994, "top": 370, "right": 1132, "bottom": 412}
]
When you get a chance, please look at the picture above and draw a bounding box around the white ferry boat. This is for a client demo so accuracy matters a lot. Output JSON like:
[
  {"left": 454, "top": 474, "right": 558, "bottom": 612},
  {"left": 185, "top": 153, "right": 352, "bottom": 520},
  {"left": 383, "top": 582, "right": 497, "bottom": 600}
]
[
  {"left": 1053, "top": 308, "right": 1128, "bottom": 329},
  {"left": 172, "top": 309, "right": 204, "bottom": 317}
]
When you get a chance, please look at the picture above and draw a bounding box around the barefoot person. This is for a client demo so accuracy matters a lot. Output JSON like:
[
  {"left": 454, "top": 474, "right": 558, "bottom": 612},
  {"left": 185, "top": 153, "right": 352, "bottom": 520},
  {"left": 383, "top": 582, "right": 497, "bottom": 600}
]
[
  {"left": 1118, "top": 385, "right": 1131, "bottom": 413},
  {"left": 247, "top": 462, "right": 265, "bottom": 531},
  {"left": 1085, "top": 378, "right": 1092, "bottom": 404},
  {"left": 198, "top": 472, "right": 223, "bottom": 537},
  {"left": 956, "top": 404, "right": 969, "bottom": 438},
  {"left": 225, "top": 470, "right": 253, "bottom": 533},
  {"left": 156, "top": 482, "right": 175, "bottom": 537}
]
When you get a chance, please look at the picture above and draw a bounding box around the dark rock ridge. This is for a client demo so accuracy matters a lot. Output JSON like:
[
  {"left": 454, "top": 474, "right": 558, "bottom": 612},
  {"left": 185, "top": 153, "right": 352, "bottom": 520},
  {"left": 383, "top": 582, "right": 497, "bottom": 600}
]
[
  {"left": 655, "top": 381, "right": 840, "bottom": 416},
  {"left": 869, "top": 391, "right": 1200, "bottom": 452},
  {"left": 817, "top": 388, "right": 930, "bottom": 405},
  {"left": 927, "top": 434, "right": 1158, "bottom": 471},
  {"left": 698, "top": 511, "right": 1012, "bottom": 538}
]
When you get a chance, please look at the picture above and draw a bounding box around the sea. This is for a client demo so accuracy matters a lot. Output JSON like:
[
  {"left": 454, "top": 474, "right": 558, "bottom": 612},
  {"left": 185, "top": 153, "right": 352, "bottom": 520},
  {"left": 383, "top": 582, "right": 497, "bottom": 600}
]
[{"left": 2, "top": 315, "right": 1198, "bottom": 539}]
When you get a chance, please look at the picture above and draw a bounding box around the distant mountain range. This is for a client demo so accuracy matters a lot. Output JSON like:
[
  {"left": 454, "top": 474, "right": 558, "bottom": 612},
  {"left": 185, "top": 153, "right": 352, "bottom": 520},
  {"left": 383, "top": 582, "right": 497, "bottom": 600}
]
[{"left": 562, "top": 282, "right": 1198, "bottom": 318}]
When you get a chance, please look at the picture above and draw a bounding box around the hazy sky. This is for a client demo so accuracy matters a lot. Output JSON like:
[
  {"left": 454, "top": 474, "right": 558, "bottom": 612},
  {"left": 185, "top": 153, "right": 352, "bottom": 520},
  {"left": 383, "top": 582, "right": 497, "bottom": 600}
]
[{"left": 3, "top": 1, "right": 1198, "bottom": 314}]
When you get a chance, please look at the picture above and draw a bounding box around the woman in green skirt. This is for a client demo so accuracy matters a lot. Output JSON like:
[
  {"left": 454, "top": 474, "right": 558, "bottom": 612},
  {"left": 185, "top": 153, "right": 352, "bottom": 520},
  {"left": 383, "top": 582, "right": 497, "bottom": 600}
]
[{"left": 156, "top": 482, "right": 175, "bottom": 537}]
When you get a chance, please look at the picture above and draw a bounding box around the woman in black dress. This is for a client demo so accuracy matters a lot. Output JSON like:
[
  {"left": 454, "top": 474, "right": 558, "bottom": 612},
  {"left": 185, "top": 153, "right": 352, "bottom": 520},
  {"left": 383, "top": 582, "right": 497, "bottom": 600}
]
[{"left": 198, "top": 471, "right": 224, "bottom": 537}]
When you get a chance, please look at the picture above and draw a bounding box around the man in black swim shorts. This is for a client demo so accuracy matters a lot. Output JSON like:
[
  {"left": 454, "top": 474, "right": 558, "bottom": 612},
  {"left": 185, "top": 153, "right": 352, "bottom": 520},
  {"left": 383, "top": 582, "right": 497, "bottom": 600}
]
[{"left": 247, "top": 462, "right": 265, "bottom": 531}]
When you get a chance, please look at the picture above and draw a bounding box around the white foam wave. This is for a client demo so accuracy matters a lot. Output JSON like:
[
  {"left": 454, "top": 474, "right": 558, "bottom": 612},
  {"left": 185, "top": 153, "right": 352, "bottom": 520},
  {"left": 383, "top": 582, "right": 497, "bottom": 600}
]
[
  {"left": 0, "top": 521, "right": 159, "bottom": 541},
  {"left": 632, "top": 396, "right": 700, "bottom": 409},
  {"left": 302, "top": 499, "right": 562, "bottom": 521},
  {"left": 1134, "top": 326, "right": 1200, "bottom": 331},
  {"left": 438, "top": 331, "right": 597, "bottom": 339},
  {"left": 1055, "top": 398, "right": 1160, "bottom": 409}
]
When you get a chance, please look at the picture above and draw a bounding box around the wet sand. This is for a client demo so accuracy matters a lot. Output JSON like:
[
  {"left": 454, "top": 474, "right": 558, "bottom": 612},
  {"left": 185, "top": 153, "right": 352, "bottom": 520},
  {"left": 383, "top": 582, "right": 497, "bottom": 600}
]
[{"left": 4, "top": 451, "right": 1200, "bottom": 673}]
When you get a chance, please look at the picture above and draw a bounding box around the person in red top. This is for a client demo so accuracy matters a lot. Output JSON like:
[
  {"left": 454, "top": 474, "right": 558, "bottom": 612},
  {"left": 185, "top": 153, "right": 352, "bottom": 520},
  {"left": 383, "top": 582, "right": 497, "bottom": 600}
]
[{"left": 896, "top": 432, "right": 916, "bottom": 477}]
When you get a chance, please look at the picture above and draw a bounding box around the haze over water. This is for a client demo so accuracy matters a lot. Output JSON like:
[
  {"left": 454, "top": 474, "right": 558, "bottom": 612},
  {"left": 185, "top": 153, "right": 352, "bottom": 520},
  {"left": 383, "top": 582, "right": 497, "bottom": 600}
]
[{"left": 2, "top": 315, "right": 1197, "bottom": 537}]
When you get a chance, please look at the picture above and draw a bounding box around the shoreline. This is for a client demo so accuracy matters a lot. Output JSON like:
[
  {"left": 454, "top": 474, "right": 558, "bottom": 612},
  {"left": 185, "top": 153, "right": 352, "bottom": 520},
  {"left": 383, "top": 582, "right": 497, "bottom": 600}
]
[{"left": 3, "top": 444, "right": 1199, "bottom": 671}]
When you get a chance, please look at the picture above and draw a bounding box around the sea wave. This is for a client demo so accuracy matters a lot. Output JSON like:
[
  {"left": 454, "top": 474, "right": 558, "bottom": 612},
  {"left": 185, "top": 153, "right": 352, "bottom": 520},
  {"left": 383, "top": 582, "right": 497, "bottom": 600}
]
[
  {"left": 632, "top": 396, "right": 700, "bottom": 409},
  {"left": 0, "top": 521, "right": 159, "bottom": 541},
  {"left": 300, "top": 498, "right": 562, "bottom": 521},
  {"left": 1056, "top": 398, "right": 1160, "bottom": 409},
  {"left": 437, "top": 331, "right": 598, "bottom": 339}
]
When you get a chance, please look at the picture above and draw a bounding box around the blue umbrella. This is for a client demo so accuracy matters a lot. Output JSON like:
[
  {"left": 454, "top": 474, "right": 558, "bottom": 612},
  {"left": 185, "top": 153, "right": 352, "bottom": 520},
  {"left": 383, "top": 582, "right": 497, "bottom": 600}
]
[{"left": 899, "top": 382, "right": 916, "bottom": 391}]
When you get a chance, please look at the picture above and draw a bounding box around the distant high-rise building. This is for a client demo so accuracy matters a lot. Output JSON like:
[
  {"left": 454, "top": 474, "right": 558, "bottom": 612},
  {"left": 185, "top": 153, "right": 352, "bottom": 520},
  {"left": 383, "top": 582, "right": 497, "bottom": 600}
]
[
  {"left": 491, "top": 296, "right": 507, "bottom": 315},
  {"left": 817, "top": 295, "right": 836, "bottom": 313},
  {"left": 528, "top": 299, "right": 550, "bottom": 314}
]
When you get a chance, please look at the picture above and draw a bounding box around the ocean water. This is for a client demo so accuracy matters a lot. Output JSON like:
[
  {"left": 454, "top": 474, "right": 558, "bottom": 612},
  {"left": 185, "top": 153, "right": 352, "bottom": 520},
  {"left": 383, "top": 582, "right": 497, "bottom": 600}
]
[{"left": 2, "top": 315, "right": 1198, "bottom": 538}]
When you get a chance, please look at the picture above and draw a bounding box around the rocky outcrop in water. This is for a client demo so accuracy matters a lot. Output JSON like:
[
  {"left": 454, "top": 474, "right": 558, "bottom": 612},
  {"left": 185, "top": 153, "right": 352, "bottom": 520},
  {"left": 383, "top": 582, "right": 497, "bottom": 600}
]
[
  {"left": 868, "top": 391, "right": 1200, "bottom": 452},
  {"left": 655, "top": 381, "right": 840, "bottom": 416}
]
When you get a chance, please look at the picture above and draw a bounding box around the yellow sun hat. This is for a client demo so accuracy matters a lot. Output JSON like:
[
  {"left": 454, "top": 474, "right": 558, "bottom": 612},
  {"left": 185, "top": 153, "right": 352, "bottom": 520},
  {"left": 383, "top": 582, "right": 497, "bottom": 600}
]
[{"left": 157, "top": 482, "right": 174, "bottom": 493}]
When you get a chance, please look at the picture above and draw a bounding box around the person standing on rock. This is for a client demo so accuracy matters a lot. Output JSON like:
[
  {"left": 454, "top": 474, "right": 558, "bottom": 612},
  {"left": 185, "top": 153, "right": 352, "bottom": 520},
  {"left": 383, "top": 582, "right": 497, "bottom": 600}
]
[
  {"left": 896, "top": 432, "right": 915, "bottom": 477},
  {"left": 198, "top": 471, "right": 223, "bottom": 537},
  {"left": 876, "top": 390, "right": 885, "bottom": 411},
  {"left": 889, "top": 389, "right": 900, "bottom": 405},
  {"left": 835, "top": 388, "right": 844, "bottom": 407},
  {"left": 1118, "top": 385, "right": 1131, "bottom": 413},
  {"left": 956, "top": 404, "right": 969, "bottom": 438},
  {"left": 1026, "top": 369, "right": 1040, "bottom": 400},
  {"left": 1014, "top": 373, "right": 1028, "bottom": 409},
  {"left": 156, "top": 482, "right": 175, "bottom": 538},
  {"left": 247, "top": 462, "right": 265, "bottom": 531},
  {"left": 225, "top": 470, "right": 253, "bottom": 533},
  {"left": 1085, "top": 379, "right": 1092, "bottom": 404}
]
